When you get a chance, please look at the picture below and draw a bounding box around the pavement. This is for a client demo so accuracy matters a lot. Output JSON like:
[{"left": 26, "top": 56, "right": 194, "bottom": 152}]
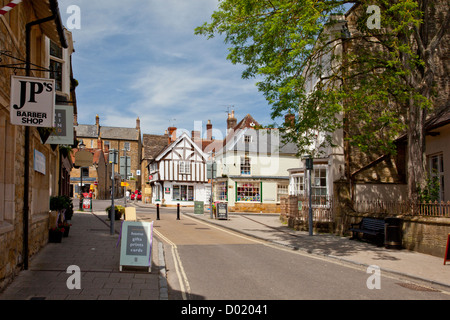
[{"left": 0, "top": 201, "right": 449, "bottom": 301}]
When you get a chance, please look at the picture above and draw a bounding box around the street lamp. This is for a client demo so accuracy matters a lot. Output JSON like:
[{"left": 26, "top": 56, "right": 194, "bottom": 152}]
[
  {"left": 109, "top": 149, "right": 119, "bottom": 235},
  {"left": 122, "top": 148, "right": 128, "bottom": 207},
  {"left": 78, "top": 140, "right": 86, "bottom": 211},
  {"left": 302, "top": 154, "right": 314, "bottom": 236}
]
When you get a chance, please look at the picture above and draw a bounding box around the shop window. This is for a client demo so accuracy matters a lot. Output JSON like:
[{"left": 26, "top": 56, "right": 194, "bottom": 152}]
[
  {"left": 173, "top": 185, "right": 194, "bottom": 201},
  {"left": 236, "top": 182, "right": 260, "bottom": 202},
  {"left": 216, "top": 182, "right": 227, "bottom": 201}
]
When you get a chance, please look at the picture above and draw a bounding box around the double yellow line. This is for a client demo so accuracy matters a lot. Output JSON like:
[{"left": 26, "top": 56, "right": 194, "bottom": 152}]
[{"left": 153, "top": 228, "right": 191, "bottom": 300}]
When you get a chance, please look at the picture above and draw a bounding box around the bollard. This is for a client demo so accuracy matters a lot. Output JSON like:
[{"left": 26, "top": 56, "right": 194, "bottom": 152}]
[
  {"left": 177, "top": 203, "right": 180, "bottom": 220},
  {"left": 156, "top": 203, "right": 160, "bottom": 220}
]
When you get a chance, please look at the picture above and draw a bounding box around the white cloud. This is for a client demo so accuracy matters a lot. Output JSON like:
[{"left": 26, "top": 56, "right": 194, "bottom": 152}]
[{"left": 59, "top": 0, "right": 274, "bottom": 136}]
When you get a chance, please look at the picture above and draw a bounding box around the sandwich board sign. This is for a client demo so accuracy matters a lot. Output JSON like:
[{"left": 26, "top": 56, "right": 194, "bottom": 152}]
[
  {"left": 10, "top": 75, "right": 55, "bottom": 127},
  {"left": 119, "top": 221, "right": 153, "bottom": 272}
]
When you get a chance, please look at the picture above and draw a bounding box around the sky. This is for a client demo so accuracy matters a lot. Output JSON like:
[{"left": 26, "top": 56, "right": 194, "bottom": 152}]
[{"left": 57, "top": 0, "right": 278, "bottom": 141}]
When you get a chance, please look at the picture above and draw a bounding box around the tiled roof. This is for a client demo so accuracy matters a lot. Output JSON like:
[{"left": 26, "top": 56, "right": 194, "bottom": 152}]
[{"left": 142, "top": 134, "right": 170, "bottom": 160}]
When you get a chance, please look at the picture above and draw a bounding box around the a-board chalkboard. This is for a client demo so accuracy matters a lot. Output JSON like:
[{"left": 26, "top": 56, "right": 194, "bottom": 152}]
[
  {"left": 216, "top": 202, "right": 228, "bottom": 220},
  {"left": 120, "top": 221, "right": 153, "bottom": 272},
  {"left": 444, "top": 233, "right": 450, "bottom": 265}
]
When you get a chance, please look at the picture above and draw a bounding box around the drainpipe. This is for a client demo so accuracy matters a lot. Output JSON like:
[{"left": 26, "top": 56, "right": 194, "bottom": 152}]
[{"left": 23, "top": 1, "right": 68, "bottom": 270}]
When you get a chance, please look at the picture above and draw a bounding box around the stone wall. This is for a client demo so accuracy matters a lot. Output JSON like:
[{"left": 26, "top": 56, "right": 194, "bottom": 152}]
[
  {"left": 230, "top": 202, "right": 281, "bottom": 213},
  {"left": 0, "top": 1, "right": 63, "bottom": 292},
  {"left": 281, "top": 181, "right": 450, "bottom": 258}
]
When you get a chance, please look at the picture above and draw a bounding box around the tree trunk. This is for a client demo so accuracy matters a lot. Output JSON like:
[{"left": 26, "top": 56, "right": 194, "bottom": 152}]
[{"left": 406, "top": 99, "right": 426, "bottom": 204}]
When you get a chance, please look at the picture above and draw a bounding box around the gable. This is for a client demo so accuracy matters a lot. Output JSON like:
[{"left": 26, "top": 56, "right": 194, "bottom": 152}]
[{"left": 156, "top": 133, "right": 207, "bottom": 162}]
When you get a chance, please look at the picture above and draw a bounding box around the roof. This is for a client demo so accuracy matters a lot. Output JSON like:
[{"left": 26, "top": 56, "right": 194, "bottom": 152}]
[
  {"left": 100, "top": 126, "right": 140, "bottom": 141},
  {"left": 426, "top": 108, "right": 450, "bottom": 131},
  {"left": 142, "top": 134, "right": 170, "bottom": 160},
  {"left": 75, "top": 124, "right": 140, "bottom": 141},
  {"left": 75, "top": 124, "right": 98, "bottom": 138}
]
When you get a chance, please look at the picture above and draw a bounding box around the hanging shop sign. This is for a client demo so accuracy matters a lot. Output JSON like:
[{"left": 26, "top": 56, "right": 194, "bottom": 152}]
[
  {"left": 74, "top": 149, "right": 93, "bottom": 167},
  {"left": 46, "top": 105, "right": 74, "bottom": 145},
  {"left": 10, "top": 75, "right": 55, "bottom": 127}
]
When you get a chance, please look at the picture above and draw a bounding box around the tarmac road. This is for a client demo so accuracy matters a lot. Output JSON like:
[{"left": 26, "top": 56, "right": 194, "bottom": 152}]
[{"left": 130, "top": 202, "right": 450, "bottom": 300}]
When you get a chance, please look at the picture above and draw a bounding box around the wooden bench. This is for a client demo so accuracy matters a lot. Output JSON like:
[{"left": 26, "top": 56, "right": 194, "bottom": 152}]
[{"left": 349, "top": 217, "right": 385, "bottom": 246}]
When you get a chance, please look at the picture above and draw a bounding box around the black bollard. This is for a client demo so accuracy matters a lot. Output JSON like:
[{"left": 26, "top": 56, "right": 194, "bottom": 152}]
[
  {"left": 177, "top": 203, "right": 180, "bottom": 220},
  {"left": 156, "top": 203, "right": 160, "bottom": 220}
]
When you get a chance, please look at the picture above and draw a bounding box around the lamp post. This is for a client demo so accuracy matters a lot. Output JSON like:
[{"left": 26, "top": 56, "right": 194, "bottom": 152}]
[
  {"left": 122, "top": 148, "right": 127, "bottom": 207},
  {"left": 78, "top": 140, "right": 85, "bottom": 211},
  {"left": 109, "top": 149, "right": 118, "bottom": 235},
  {"left": 303, "top": 154, "right": 314, "bottom": 236}
]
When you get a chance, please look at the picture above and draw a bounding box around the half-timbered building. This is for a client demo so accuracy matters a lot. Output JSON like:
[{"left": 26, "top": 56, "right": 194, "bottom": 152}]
[{"left": 149, "top": 132, "right": 209, "bottom": 205}]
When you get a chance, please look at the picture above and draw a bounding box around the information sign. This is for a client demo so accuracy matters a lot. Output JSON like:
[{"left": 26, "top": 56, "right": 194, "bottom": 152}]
[{"left": 120, "top": 221, "right": 153, "bottom": 272}]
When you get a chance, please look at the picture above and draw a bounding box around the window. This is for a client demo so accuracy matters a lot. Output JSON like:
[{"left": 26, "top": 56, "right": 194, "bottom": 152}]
[
  {"left": 49, "top": 40, "right": 63, "bottom": 92},
  {"left": 312, "top": 168, "right": 327, "bottom": 197},
  {"left": 104, "top": 141, "right": 110, "bottom": 150},
  {"left": 429, "top": 153, "right": 444, "bottom": 201},
  {"left": 216, "top": 182, "right": 228, "bottom": 201},
  {"left": 81, "top": 167, "right": 89, "bottom": 178},
  {"left": 173, "top": 185, "right": 194, "bottom": 201},
  {"left": 240, "top": 156, "right": 251, "bottom": 175},
  {"left": 236, "top": 182, "right": 260, "bottom": 202},
  {"left": 292, "top": 175, "right": 305, "bottom": 196},
  {"left": 124, "top": 142, "right": 130, "bottom": 151},
  {"left": 179, "top": 161, "right": 191, "bottom": 174},
  {"left": 277, "top": 184, "right": 289, "bottom": 202},
  {"left": 244, "top": 135, "right": 252, "bottom": 143}
]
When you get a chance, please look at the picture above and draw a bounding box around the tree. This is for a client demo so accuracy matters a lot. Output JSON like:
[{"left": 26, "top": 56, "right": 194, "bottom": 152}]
[{"left": 195, "top": 0, "right": 449, "bottom": 201}]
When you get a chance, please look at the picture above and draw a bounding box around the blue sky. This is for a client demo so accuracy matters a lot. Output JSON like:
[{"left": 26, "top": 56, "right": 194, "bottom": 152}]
[{"left": 58, "top": 0, "right": 277, "bottom": 141}]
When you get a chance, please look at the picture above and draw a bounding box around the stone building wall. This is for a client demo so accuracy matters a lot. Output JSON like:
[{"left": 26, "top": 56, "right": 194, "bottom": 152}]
[{"left": 0, "top": 1, "right": 66, "bottom": 291}]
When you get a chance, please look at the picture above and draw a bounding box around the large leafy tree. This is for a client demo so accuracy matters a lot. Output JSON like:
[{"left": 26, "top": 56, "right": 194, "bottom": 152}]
[{"left": 196, "top": 0, "right": 449, "bottom": 201}]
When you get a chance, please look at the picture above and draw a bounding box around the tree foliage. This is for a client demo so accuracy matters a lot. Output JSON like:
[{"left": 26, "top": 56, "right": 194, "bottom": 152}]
[{"left": 196, "top": 0, "right": 449, "bottom": 198}]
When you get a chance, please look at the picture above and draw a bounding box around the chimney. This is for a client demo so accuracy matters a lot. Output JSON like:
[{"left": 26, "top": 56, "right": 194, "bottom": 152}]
[
  {"left": 206, "top": 120, "right": 212, "bottom": 140},
  {"left": 227, "top": 110, "right": 237, "bottom": 134},
  {"left": 95, "top": 114, "right": 100, "bottom": 135},
  {"left": 136, "top": 117, "right": 140, "bottom": 130},
  {"left": 192, "top": 130, "right": 200, "bottom": 141},
  {"left": 168, "top": 127, "right": 177, "bottom": 143}
]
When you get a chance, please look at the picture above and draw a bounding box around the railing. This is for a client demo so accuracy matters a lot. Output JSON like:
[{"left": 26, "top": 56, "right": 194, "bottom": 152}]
[
  {"left": 296, "top": 196, "right": 334, "bottom": 222},
  {"left": 353, "top": 200, "right": 450, "bottom": 217}
]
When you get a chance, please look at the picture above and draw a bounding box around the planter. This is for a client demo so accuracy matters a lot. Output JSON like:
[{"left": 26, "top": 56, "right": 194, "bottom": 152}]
[
  {"left": 108, "top": 210, "right": 122, "bottom": 221},
  {"left": 63, "top": 226, "right": 70, "bottom": 237},
  {"left": 49, "top": 229, "right": 63, "bottom": 243},
  {"left": 106, "top": 205, "right": 124, "bottom": 221}
]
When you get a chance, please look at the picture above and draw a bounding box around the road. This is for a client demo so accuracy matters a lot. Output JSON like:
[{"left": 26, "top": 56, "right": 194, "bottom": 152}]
[{"left": 96, "top": 199, "right": 450, "bottom": 300}]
